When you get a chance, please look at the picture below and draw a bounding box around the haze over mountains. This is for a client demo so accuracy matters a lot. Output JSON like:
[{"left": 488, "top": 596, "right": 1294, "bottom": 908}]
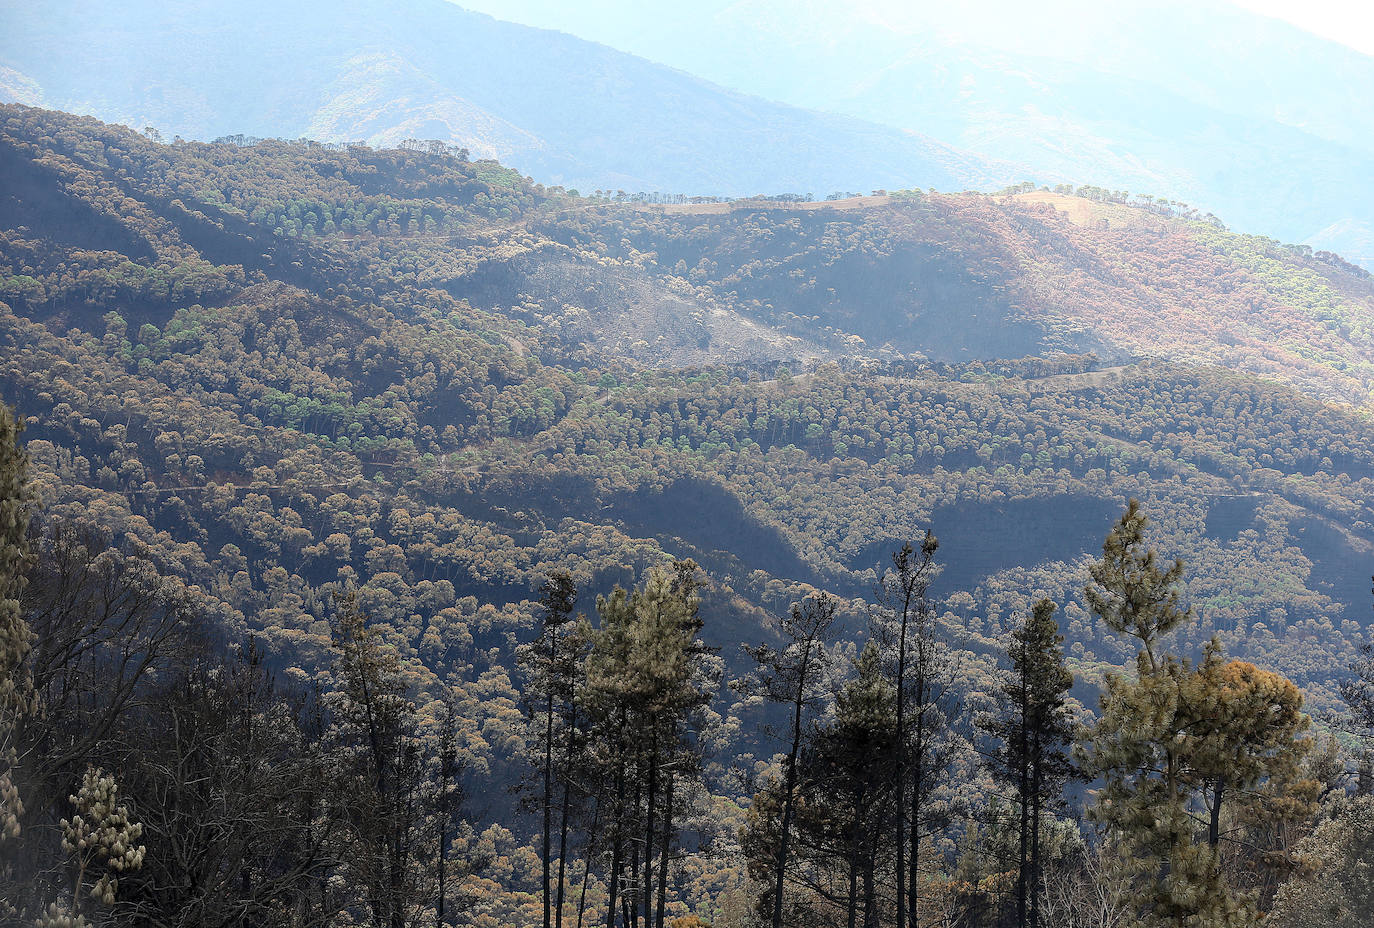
[
  {"left": 458, "top": 0, "right": 1374, "bottom": 261},
  {"left": 5, "top": 0, "right": 1374, "bottom": 268},
  {"left": 0, "top": 0, "right": 1010, "bottom": 200}
]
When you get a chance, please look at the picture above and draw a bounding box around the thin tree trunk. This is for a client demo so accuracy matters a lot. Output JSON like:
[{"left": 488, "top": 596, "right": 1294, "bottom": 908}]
[
  {"left": 655, "top": 771, "right": 673, "bottom": 928},
  {"left": 577, "top": 794, "right": 602, "bottom": 928},
  {"left": 1017, "top": 681, "right": 1030, "bottom": 928},
  {"left": 862, "top": 827, "right": 879, "bottom": 928},
  {"left": 895, "top": 608, "right": 909, "bottom": 928},
  {"left": 628, "top": 771, "right": 642, "bottom": 928},
  {"left": 1209, "top": 777, "right": 1225, "bottom": 848},
  {"left": 605, "top": 751, "right": 626, "bottom": 928},
  {"left": 846, "top": 814, "right": 861, "bottom": 928},
  {"left": 545, "top": 673, "right": 556, "bottom": 928},
  {"left": 908, "top": 684, "right": 925, "bottom": 928},
  {"left": 438, "top": 765, "right": 449, "bottom": 926},
  {"left": 644, "top": 737, "right": 657, "bottom": 928},
  {"left": 1029, "top": 762, "right": 1043, "bottom": 928},
  {"left": 392, "top": 771, "right": 416, "bottom": 928},
  {"left": 556, "top": 706, "right": 579, "bottom": 928},
  {"left": 773, "top": 643, "right": 812, "bottom": 928}
]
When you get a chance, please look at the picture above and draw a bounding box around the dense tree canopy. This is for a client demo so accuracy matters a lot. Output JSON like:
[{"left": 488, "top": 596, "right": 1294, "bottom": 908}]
[{"left": 2, "top": 106, "right": 1373, "bottom": 925}]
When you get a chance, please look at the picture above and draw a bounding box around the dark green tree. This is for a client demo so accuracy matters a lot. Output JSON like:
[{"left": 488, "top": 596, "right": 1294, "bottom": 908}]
[
  {"left": 1082, "top": 499, "right": 1191, "bottom": 676},
  {"left": 812, "top": 641, "right": 899, "bottom": 928},
  {"left": 978, "top": 598, "right": 1076, "bottom": 928},
  {"left": 744, "top": 640, "right": 899, "bottom": 928},
  {"left": 587, "top": 560, "right": 710, "bottom": 928},
  {"left": 1079, "top": 502, "right": 1217, "bottom": 927},
  {"left": 1078, "top": 501, "right": 1311, "bottom": 927}
]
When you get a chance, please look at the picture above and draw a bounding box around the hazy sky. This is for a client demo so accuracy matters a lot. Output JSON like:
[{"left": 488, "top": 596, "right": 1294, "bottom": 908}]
[{"left": 458, "top": 0, "right": 1374, "bottom": 58}]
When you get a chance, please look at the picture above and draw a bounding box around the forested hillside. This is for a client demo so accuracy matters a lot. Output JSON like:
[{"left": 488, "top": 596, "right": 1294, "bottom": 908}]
[{"left": 4, "top": 106, "right": 1374, "bottom": 925}]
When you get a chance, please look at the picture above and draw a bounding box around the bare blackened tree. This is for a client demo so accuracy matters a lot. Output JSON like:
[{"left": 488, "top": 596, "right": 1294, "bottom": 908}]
[
  {"left": 328, "top": 591, "right": 429, "bottom": 928},
  {"left": 517, "top": 570, "right": 584, "bottom": 928},
  {"left": 0, "top": 403, "right": 30, "bottom": 922},
  {"left": 112, "top": 639, "right": 343, "bottom": 928},
  {"left": 20, "top": 521, "right": 197, "bottom": 784},
  {"left": 5, "top": 518, "right": 196, "bottom": 917}
]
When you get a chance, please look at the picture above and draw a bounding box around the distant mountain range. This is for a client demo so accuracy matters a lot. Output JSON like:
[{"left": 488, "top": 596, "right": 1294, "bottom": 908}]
[
  {"left": 0, "top": 0, "right": 1013, "bottom": 198},
  {"left": 1307, "top": 219, "right": 1374, "bottom": 270}
]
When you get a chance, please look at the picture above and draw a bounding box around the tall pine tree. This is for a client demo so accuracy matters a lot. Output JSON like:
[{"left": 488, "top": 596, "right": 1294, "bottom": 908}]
[
  {"left": 1080, "top": 501, "right": 1311, "bottom": 927},
  {"left": 978, "top": 599, "right": 1076, "bottom": 928},
  {"left": 518, "top": 570, "right": 582, "bottom": 928},
  {"left": 587, "top": 560, "right": 710, "bottom": 928},
  {"left": 876, "top": 534, "right": 956, "bottom": 928},
  {"left": 797, "top": 641, "right": 898, "bottom": 928},
  {"left": 1079, "top": 501, "right": 1219, "bottom": 927}
]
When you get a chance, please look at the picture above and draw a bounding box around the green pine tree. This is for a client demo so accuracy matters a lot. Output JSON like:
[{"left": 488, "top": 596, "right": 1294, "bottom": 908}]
[
  {"left": 809, "top": 641, "right": 899, "bottom": 928},
  {"left": 587, "top": 560, "right": 711, "bottom": 928},
  {"left": 1080, "top": 502, "right": 1221, "bottom": 927},
  {"left": 1080, "top": 501, "right": 1311, "bottom": 927},
  {"left": 978, "top": 598, "right": 1076, "bottom": 928}
]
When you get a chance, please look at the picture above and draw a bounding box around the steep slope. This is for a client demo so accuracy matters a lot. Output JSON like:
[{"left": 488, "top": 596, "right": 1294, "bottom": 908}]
[
  {"left": 337, "top": 187, "right": 1374, "bottom": 406},
  {"left": 0, "top": 0, "right": 1011, "bottom": 198}
]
